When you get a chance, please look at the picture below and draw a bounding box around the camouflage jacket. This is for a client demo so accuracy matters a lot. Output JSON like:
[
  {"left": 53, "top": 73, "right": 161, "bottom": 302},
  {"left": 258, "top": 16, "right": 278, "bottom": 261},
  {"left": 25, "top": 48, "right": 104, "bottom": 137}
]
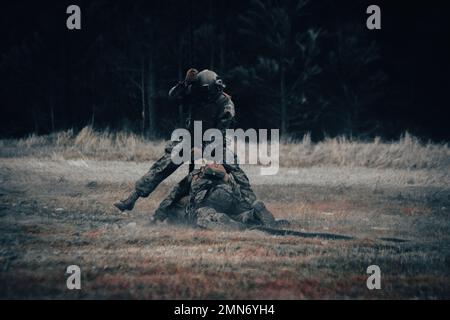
[
  {"left": 187, "top": 174, "right": 240, "bottom": 222},
  {"left": 168, "top": 82, "right": 235, "bottom": 133},
  {"left": 154, "top": 164, "right": 243, "bottom": 223}
]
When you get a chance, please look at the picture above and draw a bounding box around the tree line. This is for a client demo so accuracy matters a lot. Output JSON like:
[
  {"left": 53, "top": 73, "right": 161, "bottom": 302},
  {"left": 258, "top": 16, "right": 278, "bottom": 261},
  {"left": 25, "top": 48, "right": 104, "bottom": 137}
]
[{"left": 2, "top": 0, "right": 442, "bottom": 141}]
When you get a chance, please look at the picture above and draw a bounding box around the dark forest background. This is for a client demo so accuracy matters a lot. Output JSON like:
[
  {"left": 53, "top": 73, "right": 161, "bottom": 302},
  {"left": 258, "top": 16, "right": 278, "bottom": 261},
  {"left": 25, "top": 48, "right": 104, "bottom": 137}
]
[{"left": 1, "top": 0, "right": 449, "bottom": 141}]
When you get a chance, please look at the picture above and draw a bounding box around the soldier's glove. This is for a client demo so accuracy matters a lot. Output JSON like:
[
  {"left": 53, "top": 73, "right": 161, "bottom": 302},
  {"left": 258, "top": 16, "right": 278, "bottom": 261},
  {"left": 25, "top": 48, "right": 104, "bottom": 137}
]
[{"left": 184, "top": 68, "right": 199, "bottom": 85}]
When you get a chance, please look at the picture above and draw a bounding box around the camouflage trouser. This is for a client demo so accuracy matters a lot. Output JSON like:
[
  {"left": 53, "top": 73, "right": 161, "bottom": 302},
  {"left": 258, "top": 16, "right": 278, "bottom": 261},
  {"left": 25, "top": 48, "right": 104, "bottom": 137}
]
[
  {"left": 135, "top": 141, "right": 181, "bottom": 198},
  {"left": 135, "top": 140, "right": 257, "bottom": 208}
]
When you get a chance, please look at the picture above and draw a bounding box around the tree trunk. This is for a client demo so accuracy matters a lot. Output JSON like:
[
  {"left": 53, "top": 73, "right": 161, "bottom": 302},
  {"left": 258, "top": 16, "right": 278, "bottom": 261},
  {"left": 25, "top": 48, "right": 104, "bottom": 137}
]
[
  {"left": 90, "top": 69, "right": 96, "bottom": 127},
  {"left": 140, "top": 56, "right": 146, "bottom": 136},
  {"left": 147, "top": 54, "right": 156, "bottom": 138},
  {"left": 90, "top": 106, "right": 95, "bottom": 127},
  {"left": 178, "top": 38, "right": 184, "bottom": 127},
  {"left": 280, "top": 65, "right": 287, "bottom": 136},
  {"left": 189, "top": 0, "right": 194, "bottom": 66},
  {"left": 208, "top": 0, "right": 215, "bottom": 69},
  {"left": 219, "top": 23, "right": 226, "bottom": 74},
  {"left": 32, "top": 108, "right": 39, "bottom": 134},
  {"left": 49, "top": 79, "right": 55, "bottom": 132},
  {"left": 218, "top": 1, "right": 226, "bottom": 74},
  {"left": 50, "top": 104, "right": 55, "bottom": 132}
]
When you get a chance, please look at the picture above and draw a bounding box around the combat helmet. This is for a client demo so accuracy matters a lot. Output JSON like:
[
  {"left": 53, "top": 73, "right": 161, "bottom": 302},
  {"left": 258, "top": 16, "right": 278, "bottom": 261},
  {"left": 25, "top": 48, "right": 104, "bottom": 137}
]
[{"left": 191, "top": 69, "right": 226, "bottom": 102}]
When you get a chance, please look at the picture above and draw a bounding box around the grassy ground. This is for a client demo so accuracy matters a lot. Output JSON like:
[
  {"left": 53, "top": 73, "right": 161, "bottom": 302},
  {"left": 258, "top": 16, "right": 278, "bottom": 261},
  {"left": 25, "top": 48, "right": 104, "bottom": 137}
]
[{"left": 0, "top": 130, "right": 449, "bottom": 299}]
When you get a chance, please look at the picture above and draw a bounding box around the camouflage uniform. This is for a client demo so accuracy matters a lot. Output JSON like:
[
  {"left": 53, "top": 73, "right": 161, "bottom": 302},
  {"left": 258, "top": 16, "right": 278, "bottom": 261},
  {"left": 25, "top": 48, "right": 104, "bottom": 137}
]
[
  {"left": 153, "top": 164, "right": 276, "bottom": 230},
  {"left": 115, "top": 69, "right": 257, "bottom": 212},
  {"left": 134, "top": 138, "right": 257, "bottom": 207}
]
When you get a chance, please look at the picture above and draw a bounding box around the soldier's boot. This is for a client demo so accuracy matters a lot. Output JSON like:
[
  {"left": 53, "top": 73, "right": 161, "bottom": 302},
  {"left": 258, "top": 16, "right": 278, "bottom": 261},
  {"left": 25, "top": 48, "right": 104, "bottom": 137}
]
[
  {"left": 274, "top": 219, "right": 291, "bottom": 228},
  {"left": 148, "top": 213, "right": 169, "bottom": 225},
  {"left": 150, "top": 205, "right": 177, "bottom": 224},
  {"left": 196, "top": 207, "right": 246, "bottom": 231},
  {"left": 252, "top": 200, "right": 291, "bottom": 228},
  {"left": 114, "top": 191, "right": 140, "bottom": 212},
  {"left": 252, "top": 200, "right": 277, "bottom": 227}
]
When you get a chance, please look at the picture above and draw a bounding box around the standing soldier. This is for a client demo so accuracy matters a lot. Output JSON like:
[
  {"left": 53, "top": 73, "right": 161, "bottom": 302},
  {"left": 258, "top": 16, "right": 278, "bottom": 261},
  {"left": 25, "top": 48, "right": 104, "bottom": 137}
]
[{"left": 114, "top": 68, "right": 273, "bottom": 221}]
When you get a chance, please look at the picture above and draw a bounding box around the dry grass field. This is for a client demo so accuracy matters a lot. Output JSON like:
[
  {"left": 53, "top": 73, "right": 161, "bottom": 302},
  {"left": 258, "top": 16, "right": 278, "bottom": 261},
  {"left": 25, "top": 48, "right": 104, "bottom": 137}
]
[{"left": 0, "top": 128, "right": 449, "bottom": 299}]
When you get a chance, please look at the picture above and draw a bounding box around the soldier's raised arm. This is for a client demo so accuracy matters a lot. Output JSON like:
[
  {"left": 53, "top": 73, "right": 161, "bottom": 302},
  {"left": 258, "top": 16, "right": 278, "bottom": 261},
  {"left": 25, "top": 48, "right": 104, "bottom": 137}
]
[{"left": 168, "top": 68, "right": 198, "bottom": 101}]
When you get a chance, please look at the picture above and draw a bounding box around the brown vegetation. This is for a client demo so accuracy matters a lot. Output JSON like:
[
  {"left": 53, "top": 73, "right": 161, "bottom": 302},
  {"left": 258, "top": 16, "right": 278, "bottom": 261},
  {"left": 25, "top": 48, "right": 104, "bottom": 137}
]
[{"left": 1, "top": 127, "right": 449, "bottom": 170}]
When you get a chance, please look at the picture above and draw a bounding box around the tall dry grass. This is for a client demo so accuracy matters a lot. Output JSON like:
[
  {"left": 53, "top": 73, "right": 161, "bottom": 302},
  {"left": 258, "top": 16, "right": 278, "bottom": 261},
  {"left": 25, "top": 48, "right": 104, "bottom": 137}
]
[
  {"left": 0, "top": 127, "right": 165, "bottom": 162},
  {"left": 280, "top": 132, "right": 450, "bottom": 169},
  {"left": 0, "top": 126, "right": 449, "bottom": 169}
]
